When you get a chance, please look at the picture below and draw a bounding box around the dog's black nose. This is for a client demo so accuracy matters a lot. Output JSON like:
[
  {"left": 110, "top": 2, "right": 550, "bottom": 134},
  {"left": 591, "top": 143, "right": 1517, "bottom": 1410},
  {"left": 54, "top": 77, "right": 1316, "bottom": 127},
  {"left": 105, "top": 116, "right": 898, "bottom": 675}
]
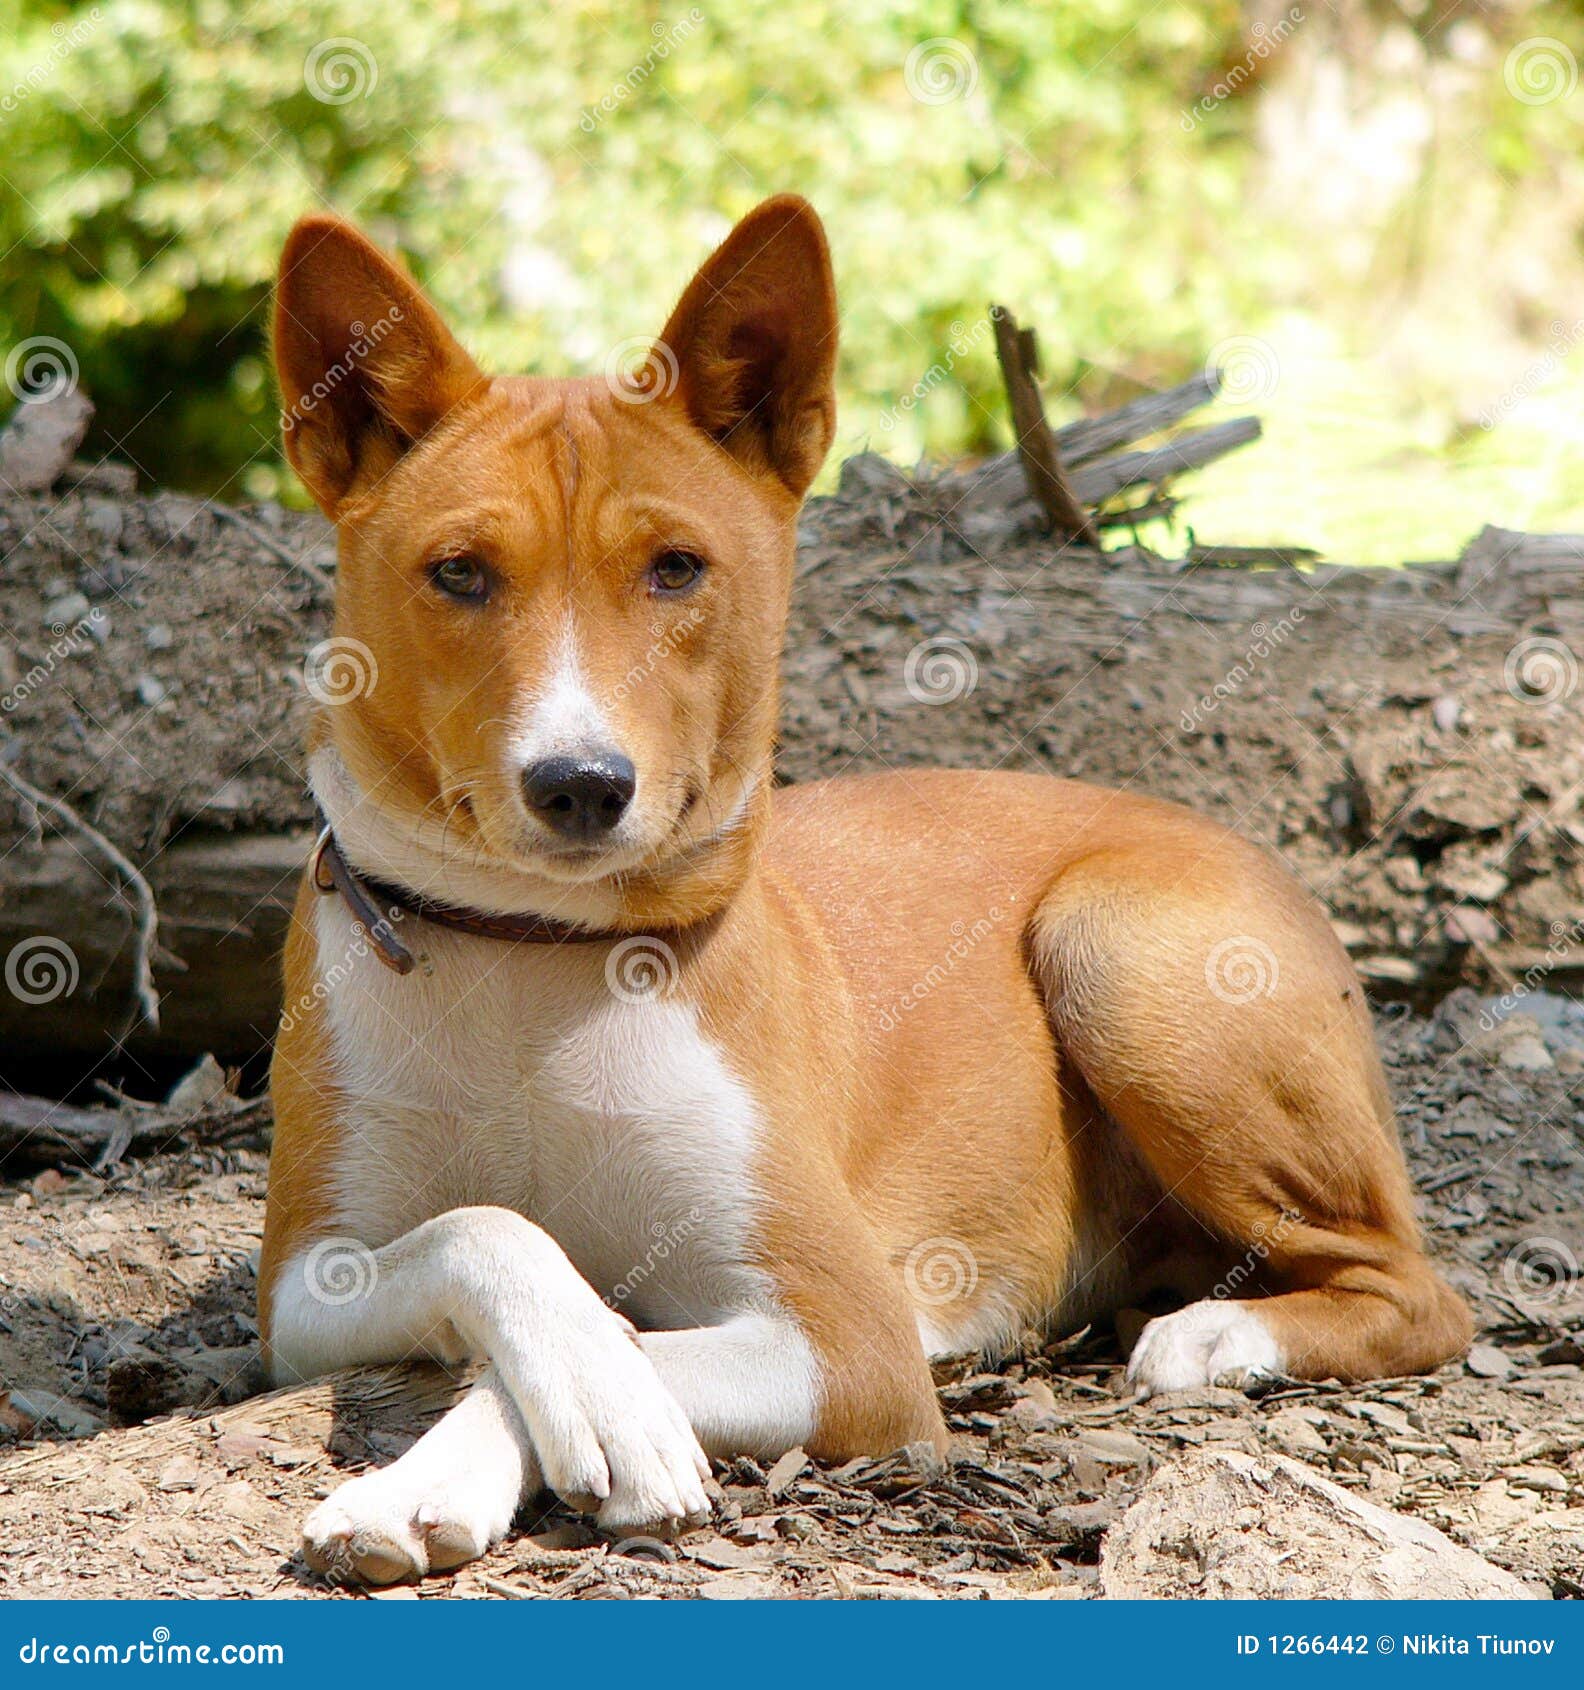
[{"left": 522, "top": 753, "right": 636, "bottom": 842}]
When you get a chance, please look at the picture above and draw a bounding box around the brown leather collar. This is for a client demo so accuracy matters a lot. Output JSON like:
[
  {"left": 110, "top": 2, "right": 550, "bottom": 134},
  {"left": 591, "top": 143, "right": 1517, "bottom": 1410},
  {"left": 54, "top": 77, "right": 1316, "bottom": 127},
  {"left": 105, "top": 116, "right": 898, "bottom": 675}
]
[{"left": 311, "top": 821, "right": 656, "bottom": 974}]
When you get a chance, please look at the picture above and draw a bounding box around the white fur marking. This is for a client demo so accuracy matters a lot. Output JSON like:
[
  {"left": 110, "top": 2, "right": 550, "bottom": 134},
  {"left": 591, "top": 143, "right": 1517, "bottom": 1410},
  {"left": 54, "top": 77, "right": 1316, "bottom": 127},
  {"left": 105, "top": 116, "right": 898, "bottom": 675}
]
[
  {"left": 510, "top": 622, "right": 615, "bottom": 769},
  {"left": 1125, "top": 1298, "right": 1283, "bottom": 1396}
]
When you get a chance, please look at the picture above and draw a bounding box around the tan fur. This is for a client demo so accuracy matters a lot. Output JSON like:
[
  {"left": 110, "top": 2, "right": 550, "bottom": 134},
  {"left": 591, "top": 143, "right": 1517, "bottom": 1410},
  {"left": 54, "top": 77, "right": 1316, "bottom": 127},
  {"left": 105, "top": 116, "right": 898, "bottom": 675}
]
[{"left": 265, "top": 197, "right": 1470, "bottom": 1462}]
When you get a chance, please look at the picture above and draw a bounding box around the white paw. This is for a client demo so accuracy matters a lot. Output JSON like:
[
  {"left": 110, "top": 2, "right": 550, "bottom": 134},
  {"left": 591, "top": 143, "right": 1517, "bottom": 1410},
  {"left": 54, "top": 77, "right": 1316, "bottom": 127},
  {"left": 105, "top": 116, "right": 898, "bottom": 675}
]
[
  {"left": 302, "top": 1451, "right": 517, "bottom": 1585},
  {"left": 506, "top": 1299, "right": 711, "bottom": 1533},
  {"left": 1125, "top": 1299, "right": 1283, "bottom": 1397}
]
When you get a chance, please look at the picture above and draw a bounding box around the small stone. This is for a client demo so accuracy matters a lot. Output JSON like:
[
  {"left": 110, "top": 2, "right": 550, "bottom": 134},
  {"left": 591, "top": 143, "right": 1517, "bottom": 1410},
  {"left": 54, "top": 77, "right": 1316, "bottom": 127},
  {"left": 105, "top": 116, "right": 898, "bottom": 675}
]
[
  {"left": 158, "top": 1455, "right": 202, "bottom": 1493},
  {"left": 133, "top": 673, "right": 166, "bottom": 707},
  {"left": 1499, "top": 1034, "right": 1554, "bottom": 1073},
  {"left": 763, "top": 1446, "right": 808, "bottom": 1497},
  {"left": 1073, "top": 1427, "right": 1150, "bottom": 1465},
  {"left": 1431, "top": 694, "right": 1462, "bottom": 733},
  {"left": 42, "top": 591, "right": 91, "bottom": 629},
  {"left": 1466, "top": 1343, "right": 1513, "bottom": 1380},
  {"left": 144, "top": 623, "right": 174, "bottom": 651}
]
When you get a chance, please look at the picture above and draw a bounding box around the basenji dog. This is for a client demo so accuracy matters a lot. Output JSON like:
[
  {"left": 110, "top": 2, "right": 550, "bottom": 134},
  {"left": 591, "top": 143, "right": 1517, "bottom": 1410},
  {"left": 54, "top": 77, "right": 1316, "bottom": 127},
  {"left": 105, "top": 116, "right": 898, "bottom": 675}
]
[{"left": 261, "top": 196, "right": 1472, "bottom": 1583}]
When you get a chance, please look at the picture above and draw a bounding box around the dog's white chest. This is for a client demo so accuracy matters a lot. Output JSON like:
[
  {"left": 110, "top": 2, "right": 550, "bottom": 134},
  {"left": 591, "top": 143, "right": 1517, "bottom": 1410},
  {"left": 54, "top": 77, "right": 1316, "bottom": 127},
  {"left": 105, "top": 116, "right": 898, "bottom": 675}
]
[{"left": 312, "top": 900, "right": 769, "bottom": 1327}]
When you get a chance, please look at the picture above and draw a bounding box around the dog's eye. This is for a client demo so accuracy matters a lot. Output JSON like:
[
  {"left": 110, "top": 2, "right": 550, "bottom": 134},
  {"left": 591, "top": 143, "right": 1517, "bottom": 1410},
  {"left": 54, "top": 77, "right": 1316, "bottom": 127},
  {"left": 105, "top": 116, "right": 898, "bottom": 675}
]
[
  {"left": 430, "top": 555, "right": 489, "bottom": 601},
  {"left": 649, "top": 549, "right": 707, "bottom": 594}
]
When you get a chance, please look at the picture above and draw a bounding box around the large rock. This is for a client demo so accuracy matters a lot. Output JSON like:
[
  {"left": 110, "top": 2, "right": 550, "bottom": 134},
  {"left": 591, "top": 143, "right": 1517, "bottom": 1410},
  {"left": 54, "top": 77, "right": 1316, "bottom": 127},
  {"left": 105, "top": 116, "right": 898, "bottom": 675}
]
[{"left": 1100, "top": 1448, "right": 1542, "bottom": 1600}]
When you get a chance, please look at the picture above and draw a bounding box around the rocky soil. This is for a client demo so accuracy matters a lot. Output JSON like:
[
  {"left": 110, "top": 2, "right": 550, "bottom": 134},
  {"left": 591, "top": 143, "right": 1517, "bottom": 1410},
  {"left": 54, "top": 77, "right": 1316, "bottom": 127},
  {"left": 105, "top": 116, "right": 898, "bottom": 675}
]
[{"left": 0, "top": 990, "right": 1579, "bottom": 1600}]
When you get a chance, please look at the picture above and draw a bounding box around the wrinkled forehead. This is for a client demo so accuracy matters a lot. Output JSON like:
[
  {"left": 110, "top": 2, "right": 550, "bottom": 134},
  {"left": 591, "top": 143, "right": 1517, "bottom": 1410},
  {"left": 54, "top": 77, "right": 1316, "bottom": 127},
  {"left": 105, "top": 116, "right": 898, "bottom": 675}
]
[{"left": 351, "top": 377, "right": 780, "bottom": 575}]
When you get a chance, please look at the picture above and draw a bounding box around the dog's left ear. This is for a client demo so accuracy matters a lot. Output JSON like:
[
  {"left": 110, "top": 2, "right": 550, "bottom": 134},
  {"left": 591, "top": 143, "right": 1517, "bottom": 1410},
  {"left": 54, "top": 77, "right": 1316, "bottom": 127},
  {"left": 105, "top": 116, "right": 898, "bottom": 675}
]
[{"left": 655, "top": 196, "right": 837, "bottom": 498}]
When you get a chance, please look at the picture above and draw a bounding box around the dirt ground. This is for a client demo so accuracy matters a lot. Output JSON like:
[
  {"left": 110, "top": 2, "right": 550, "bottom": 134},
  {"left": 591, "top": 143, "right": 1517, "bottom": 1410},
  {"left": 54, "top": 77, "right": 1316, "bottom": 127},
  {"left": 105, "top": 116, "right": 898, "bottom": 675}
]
[{"left": 0, "top": 987, "right": 1580, "bottom": 1600}]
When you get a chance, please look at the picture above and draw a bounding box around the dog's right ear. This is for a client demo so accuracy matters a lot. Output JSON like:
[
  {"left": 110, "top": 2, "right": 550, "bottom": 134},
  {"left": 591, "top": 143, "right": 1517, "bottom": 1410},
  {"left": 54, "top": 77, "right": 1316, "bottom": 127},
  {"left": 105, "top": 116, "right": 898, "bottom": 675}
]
[{"left": 273, "top": 216, "right": 484, "bottom": 515}]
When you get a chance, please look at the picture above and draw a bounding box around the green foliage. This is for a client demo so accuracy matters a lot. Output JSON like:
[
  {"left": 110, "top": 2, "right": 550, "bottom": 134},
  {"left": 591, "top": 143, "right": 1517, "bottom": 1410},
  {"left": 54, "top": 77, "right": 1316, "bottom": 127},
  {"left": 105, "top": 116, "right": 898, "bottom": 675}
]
[{"left": 2, "top": 0, "right": 1582, "bottom": 560}]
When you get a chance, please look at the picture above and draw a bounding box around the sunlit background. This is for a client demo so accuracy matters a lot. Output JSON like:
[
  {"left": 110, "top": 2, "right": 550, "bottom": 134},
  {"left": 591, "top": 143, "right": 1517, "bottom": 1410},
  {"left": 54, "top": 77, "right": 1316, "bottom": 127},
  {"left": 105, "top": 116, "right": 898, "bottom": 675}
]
[{"left": 2, "top": 0, "right": 1581, "bottom": 561}]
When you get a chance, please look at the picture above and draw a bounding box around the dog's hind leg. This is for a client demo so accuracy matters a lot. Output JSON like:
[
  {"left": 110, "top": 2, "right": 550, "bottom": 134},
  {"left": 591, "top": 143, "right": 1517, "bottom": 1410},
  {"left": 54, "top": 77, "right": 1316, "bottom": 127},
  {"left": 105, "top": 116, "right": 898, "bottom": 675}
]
[{"left": 1029, "top": 843, "right": 1472, "bottom": 1393}]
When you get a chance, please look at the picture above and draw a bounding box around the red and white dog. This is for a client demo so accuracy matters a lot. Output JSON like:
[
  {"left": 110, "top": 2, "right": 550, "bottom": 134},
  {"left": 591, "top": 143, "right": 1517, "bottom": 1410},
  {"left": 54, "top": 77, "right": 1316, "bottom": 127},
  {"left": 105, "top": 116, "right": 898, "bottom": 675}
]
[{"left": 261, "top": 197, "right": 1471, "bottom": 1583}]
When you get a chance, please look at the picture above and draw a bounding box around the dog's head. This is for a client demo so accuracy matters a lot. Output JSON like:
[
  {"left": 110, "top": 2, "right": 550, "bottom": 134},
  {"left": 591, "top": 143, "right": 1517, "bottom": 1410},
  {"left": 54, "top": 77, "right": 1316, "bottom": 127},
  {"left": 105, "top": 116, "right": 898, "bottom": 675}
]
[{"left": 274, "top": 197, "right": 836, "bottom": 918}]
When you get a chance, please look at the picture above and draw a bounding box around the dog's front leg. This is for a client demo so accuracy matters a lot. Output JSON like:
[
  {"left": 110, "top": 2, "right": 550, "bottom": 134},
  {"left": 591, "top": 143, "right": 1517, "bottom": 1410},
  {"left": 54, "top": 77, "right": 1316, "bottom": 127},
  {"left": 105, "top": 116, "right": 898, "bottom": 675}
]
[
  {"left": 269, "top": 1206, "right": 709, "bottom": 1579},
  {"left": 299, "top": 1365, "right": 538, "bottom": 1583}
]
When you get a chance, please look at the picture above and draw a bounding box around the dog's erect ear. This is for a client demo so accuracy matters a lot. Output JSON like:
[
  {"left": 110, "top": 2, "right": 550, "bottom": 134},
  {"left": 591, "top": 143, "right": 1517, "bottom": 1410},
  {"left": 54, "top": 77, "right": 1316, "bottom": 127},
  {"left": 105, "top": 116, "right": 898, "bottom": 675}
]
[
  {"left": 273, "top": 216, "right": 484, "bottom": 514},
  {"left": 655, "top": 196, "right": 837, "bottom": 498}
]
